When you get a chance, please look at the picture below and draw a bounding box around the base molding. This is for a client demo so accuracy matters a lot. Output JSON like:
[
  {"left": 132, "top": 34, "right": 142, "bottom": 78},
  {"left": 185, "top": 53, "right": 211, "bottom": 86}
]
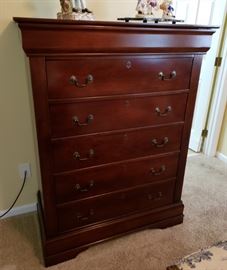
[
  {"left": 216, "top": 152, "right": 227, "bottom": 164},
  {"left": 37, "top": 195, "right": 184, "bottom": 267},
  {"left": 45, "top": 215, "right": 183, "bottom": 267},
  {"left": 0, "top": 203, "right": 37, "bottom": 219}
]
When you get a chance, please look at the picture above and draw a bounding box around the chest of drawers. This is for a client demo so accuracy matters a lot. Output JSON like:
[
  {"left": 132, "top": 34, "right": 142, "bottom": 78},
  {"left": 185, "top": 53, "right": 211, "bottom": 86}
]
[{"left": 14, "top": 18, "right": 216, "bottom": 266}]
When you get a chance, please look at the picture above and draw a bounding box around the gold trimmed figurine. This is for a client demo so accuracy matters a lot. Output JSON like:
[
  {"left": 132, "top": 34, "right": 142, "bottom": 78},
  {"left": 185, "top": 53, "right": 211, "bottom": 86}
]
[
  {"left": 160, "top": 0, "right": 175, "bottom": 19},
  {"left": 60, "top": 0, "right": 73, "bottom": 14},
  {"left": 57, "top": 0, "right": 94, "bottom": 20},
  {"left": 136, "top": 0, "right": 158, "bottom": 17}
]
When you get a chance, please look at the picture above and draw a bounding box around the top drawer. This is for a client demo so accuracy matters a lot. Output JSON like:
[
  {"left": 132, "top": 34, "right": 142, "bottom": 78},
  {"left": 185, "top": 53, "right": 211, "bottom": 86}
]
[{"left": 46, "top": 57, "right": 193, "bottom": 99}]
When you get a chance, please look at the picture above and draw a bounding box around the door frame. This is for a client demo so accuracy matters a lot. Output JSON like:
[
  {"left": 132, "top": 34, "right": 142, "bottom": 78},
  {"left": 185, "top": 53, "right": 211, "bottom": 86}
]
[
  {"left": 204, "top": 11, "right": 227, "bottom": 156},
  {"left": 186, "top": 0, "right": 227, "bottom": 152}
]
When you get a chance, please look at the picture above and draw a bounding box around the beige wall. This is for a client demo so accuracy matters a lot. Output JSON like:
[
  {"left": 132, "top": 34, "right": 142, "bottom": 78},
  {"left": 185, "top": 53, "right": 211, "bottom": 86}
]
[
  {"left": 218, "top": 105, "right": 227, "bottom": 156},
  {"left": 87, "top": 0, "right": 137, "bottom": 20},
  {"left": 0, "top": 1, "right": 59, "bottom": 211},
  {"left": 0, "top": 0, "right": 137, "bottom": 211}
]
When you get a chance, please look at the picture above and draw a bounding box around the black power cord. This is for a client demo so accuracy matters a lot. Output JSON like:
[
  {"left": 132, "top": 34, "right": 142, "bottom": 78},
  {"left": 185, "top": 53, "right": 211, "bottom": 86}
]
[{"left": 0, "top": 171, "right": 27, "bottom": 218}]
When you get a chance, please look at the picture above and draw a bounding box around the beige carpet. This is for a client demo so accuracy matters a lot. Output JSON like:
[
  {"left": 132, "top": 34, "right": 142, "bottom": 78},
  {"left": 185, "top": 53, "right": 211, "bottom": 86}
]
[{"left": 0, "top": 154, "right": 227, "bottom": 270}]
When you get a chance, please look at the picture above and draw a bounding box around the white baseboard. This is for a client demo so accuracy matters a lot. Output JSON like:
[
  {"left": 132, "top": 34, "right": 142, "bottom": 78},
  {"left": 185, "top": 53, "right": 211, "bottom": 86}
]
[
  {"left": 216, "top": 152, "right": 227, "bottom": 164},
  {"left": 0, "top": 203, "right": 37, "bottom": 219}
]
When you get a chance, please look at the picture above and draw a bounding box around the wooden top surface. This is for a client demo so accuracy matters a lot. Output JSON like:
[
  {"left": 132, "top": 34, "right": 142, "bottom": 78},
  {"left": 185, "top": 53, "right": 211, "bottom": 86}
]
[
  {"left": 14, "top": 17, "right": 218, "bottom": 55},
  {"left": 13, "top": 17, "right": 218, "bottom": 31}
]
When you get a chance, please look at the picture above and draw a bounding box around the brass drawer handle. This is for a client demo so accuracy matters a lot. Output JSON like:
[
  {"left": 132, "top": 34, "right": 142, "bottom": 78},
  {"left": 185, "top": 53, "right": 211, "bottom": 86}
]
[
  {"left": 147, "top": 192, "right": 163, "bottom": 200},
  {"left": 73, "top": 149, "right": 94, "bottom": 161},
  {"left": 152, "top": 137, "right": 169, "bottom": 148},
  {"left": 150, "top": 165, "right": 166, "bottom": 176},
  {"left": 75, "top": 180, "right": 94, "bottom": 192},
  {"left": 76, "top": 209, "right": 94, "bottom": 222},
  {"left": 72, "top": 114, "right": 94, "bottom": 127},
  {"left": 69, "top": 74, "right": 94, "bottom": 88},
  {"left": 155, "top": 106, "right": 172, "bottom": 117},
  {"left": 156, "top": 192, "right": 163, "bottom": 199},
  {"left": 158, "top": 70, "right": 176, "bottom": 81}
]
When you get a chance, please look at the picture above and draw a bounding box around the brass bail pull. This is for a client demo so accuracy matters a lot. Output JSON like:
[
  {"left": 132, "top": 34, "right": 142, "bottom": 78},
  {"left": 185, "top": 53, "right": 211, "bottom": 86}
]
[
  {"left": 69, "top": 74, "right": 94, "bottom": 88},
  {"left": 75, "top": 180, "right": 94, "bottom": 192},
  {"left": 152, "top": 137, "right": 169, "bottom": 148},
  {"left": 155, "top": 106, "right": 172, "bottom": 117},
  {"left": 73, "top": 149, "right": 94, "bottom": 161},
  {"left": 150, "top": 165, "right": 166, "bottom": 176},
  {"left": 76, "top": 209, "right": 94, "bottom": 222},
  {"left": 72, "top": 114, "right": 94, "bottom": 127},
  {"left": 158, "top": 70, "right": 176, "bottom": 81}
]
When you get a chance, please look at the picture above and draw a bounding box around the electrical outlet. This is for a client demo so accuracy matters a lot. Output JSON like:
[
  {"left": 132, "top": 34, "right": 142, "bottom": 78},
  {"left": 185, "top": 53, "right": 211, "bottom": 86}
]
[{"left": 18, "top": 163, "right": 31, "bottom": 180}]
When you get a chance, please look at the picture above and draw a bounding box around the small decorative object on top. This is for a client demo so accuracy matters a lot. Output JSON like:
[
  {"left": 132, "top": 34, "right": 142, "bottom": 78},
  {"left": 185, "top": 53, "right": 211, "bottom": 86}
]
[
  {"left": 135, "top": 0, "right": 175, "bottom": 20},
  {"left": 60, "top": 0, "right": 73, "bottom": 14},
  {"left": 119, "top": 0, "right": 181, "bottom": 24},
  {"left": 57, "top": 0, "right": 94, "bottom": 20},
  {"left": 136, "top": 0, "right": 158, "bottom": 18},
  {"left": 160, "top": 0, "right": 175, "bottom": 19}
]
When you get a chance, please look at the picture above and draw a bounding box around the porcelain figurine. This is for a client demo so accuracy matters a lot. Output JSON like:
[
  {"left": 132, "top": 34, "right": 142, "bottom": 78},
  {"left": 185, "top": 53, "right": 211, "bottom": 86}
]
[
  {"left": 160, "top": 0, "right": 175, "bottom": 19},
  {"left": 136, "top": 0, "right": 158, "bottom": 17},
  {"left": 57, "top": 0, "right": 94, "bottom": 20},
  {"left": 74, "top": 0, "right": 86, "bottom": 10},
  {"left": 60, "top": 0, "right": 73, "bottom": 14}
]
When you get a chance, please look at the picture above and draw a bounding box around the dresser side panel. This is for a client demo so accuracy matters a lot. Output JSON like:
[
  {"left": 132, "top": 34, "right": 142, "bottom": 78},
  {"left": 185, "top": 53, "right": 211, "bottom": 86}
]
[{"left": 29, "top": 57, "right": 57, "bottom": 235}]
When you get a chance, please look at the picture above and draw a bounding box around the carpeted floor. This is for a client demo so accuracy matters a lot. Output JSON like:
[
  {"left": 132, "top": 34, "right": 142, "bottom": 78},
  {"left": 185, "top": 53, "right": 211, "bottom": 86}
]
[{"left": 0, "top": 154, "right": 227, "bottom": 270}]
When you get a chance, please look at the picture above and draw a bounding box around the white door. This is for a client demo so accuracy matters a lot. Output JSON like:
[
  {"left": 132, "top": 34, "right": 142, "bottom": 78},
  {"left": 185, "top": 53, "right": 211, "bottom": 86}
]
[{"left": 173, "top": 0, "right": 226, "bottom": 152}]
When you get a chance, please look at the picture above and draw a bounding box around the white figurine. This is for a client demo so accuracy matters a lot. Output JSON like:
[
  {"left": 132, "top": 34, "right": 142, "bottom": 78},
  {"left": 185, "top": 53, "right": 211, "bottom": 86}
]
[
  {"left": 58, "top": 0, "right": 94, "bottom": 20},
  {"left": 74, "top": 0, "right": 86, "bottom": 10},
  {"left": 136, "top": 0, "right": 157, "bottom": 16},
  {"left": 160, "top": 0, "right": 175, "bottom": 19}
]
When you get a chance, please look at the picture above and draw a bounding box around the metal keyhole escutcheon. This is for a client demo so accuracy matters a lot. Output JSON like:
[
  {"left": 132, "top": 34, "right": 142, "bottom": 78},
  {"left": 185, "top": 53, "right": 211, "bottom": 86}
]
[{"left": 126, "top": 61, "right": 132, "bottom": 69}]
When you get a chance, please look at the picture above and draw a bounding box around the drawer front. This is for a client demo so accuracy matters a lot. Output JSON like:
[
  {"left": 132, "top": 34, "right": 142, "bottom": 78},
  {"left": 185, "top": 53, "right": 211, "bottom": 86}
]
[
  {"left": 50, "top": 93, "right": 188, "bottom": 138},
  {"left": 57, "top": 179, "right": 175, "bottom": 232},
  {"left": 55, "top": 153, "right": 179, "bottom": 204},
  {"left": 47, "top": 57, "right": 192, "bottom": 99},
  {"left": 52, "top": 125, "right": 183, "bottom": 172}
]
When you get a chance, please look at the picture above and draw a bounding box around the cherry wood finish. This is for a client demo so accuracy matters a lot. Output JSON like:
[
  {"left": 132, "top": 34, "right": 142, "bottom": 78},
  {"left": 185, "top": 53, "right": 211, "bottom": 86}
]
[
  {"left": 57, "top": 179, "right": 175, "bottom": 232},
  {"left": 49, "top": 93, "right": 188, "bottom": 137},
  {"left": 29, "top": 57, "right": 58, "bottom": 235},
  {"left": 14, "top": 18, "right": 216, "bottom": 266},
  {"left": 55, "top": 152, "right": 179, "bottom": 204},
  {"left": 52, "top": 124, "right": 183, "bottom": 172},
  {"left": 46, "top": 57, "right": 192, "bottom": 98},
  {"left": 14, "top": 18, "right": 217, "bottom": 54}
]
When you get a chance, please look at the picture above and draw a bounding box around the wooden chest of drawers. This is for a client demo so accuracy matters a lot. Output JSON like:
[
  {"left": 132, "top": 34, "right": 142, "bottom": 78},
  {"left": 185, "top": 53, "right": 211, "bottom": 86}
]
[{"left": 14, "top": 18, "right": 216, "bottom": 266}]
